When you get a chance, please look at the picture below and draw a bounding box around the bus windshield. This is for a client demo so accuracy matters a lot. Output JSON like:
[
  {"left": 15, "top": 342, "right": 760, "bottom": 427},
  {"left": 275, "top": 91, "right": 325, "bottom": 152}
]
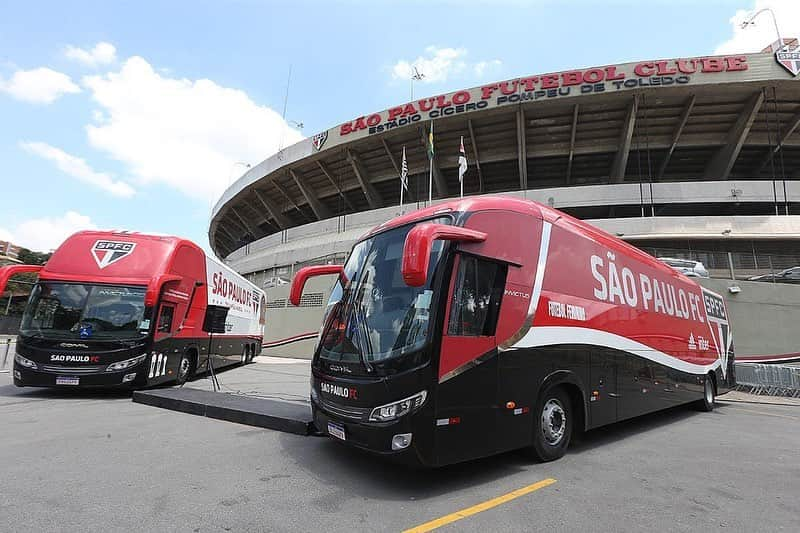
[
  {"left": 318, "top": 218, "right": 448, "bottom": 366},
  {"left": 20, "top": 282, "right": 148, "bottom": 340}
]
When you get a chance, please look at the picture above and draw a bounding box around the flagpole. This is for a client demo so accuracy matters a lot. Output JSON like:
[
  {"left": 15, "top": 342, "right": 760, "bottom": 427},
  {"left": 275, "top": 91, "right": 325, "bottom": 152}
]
[
  {"left": 460, "top": 136, "right": 464, "bottom": 199},
  {"left": 400, "top": 175, "right": 404, "bottom": 214},
  {"left": 400, "top": 147, "right": 405, "bottom": 214},
  {"left": 428, "top": 121, "right": 433, "bottom": 204}
]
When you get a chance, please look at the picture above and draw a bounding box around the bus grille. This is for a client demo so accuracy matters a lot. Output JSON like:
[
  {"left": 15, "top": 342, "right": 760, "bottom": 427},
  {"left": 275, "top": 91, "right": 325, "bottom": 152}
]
[
  {"left": 318, "top": 397, "right": 370, "bottom": 421},
  {"left": 39, "top": 364, "right": 105, "bottom": 374}
]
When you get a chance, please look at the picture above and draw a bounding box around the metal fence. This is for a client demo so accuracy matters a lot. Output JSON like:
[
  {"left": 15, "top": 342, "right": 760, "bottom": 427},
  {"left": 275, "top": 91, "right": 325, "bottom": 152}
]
[
  {"left": 638, "top": 246, "right": 800, "bottom": 283},
  {"left": 734, "top": 363, "right": 800, "bottom": 398}
]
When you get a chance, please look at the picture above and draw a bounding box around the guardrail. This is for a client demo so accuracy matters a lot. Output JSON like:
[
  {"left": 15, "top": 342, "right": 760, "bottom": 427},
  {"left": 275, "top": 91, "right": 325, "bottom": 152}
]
[
  {"left": 734, "top": 363, "right": 800, "bottom": 398},
  {"left": 0, "top": 337, "right": 15, "bottom": 373}
]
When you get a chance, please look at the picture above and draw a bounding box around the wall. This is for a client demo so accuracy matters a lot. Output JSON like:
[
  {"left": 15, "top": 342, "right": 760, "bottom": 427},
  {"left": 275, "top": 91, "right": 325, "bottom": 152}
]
[
  {"left": 698, "top": 278, "right": 800, "bottom": 358},
  {"left": 261, "top": 274, "right": 334, "bottom": 359}
]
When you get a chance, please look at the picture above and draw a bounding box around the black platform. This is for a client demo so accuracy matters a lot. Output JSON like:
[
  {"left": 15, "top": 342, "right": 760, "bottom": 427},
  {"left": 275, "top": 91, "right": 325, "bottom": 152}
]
[{"left": 133, "top": 387, "right": 314, "bottom": 435}]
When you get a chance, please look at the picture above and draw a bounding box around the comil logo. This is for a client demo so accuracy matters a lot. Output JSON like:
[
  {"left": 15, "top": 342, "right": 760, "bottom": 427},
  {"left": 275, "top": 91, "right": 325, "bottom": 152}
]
[{"left": 91, "top": 240, "right": 136, "bottom": 269}]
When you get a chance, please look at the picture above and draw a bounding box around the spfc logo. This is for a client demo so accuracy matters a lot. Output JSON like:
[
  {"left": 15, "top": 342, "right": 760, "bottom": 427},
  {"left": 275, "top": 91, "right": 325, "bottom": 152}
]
[
  {"left": 702, "top": 289, "right": 732, "bottom": 378},
  {"left": 91, "top": 240, "right": 136, "bottom": 269},
  {"left": 311, "top": 131, "right": 328, "bottom": 151},
  {"left": 776, "top": 44, "right": 800, "bottom": 77}
]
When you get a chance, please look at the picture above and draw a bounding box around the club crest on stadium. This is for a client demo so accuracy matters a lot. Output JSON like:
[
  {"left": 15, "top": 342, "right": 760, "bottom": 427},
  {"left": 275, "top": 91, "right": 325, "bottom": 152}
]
[
  {"left": 312, "top": 131, "right": 328, "bottom": 151},
  {"left": 91, "top": 240, "right": 136, "bottom": 269},
  {"left": 776, "top": 44, "right": 800, "bottom": 76}
]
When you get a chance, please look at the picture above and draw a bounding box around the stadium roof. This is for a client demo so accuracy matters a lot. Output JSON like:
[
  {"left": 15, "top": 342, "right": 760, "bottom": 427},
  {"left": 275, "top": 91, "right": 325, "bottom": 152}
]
[{"left": 210, "top": 50, "right": 800, "bottom": 257}]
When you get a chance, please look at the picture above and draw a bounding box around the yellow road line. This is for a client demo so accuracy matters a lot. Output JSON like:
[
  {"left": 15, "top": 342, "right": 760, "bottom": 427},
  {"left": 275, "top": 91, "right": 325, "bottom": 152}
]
[{"left": 403, "top": 478, "right": 557, "bottom": 533}]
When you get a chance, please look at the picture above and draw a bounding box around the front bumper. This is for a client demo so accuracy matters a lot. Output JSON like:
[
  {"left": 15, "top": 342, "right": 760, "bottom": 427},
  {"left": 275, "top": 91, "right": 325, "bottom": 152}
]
[
  {"left": 312, "top": 402, "right": 430, "bottom": 466},
  {"left": 13, "top": 363, "right": 148, "bottom": 389}
]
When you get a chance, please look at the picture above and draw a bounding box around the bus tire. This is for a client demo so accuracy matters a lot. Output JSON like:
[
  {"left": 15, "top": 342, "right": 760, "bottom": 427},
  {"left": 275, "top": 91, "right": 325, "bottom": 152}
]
[
  {"left": 241, "top": 345, "right": 249, "bottom": 365},
  {"left": 176, "top": 351, "right": 196, "bottom": 386},
  {"left": 248, "top": 344, "right": 258, "bottom": 363},
  {"left": 696, "top": 375, "right": 715, "bottom": 412},
  {"left": 532, "top": 387, "right": 573, "bottom": 462}
]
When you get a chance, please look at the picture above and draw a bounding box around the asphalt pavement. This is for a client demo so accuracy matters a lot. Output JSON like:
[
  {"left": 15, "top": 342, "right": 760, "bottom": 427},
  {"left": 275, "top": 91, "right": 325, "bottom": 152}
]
[{"left": 0, "top": 364, "right": 798, "bottom": 532}]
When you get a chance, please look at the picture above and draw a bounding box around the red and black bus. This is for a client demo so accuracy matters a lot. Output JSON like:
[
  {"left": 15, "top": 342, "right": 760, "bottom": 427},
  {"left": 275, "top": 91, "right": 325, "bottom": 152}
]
[
  {"left": 290, "top": 197, "right": 734, "bottom": 466},
  {"left": 0, "top": 231, "right": 265, "bottom": 389}
]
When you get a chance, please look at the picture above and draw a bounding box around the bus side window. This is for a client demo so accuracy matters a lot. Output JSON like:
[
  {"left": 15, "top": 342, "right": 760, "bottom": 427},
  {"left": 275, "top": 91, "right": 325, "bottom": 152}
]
[
  {"left": 448, "top": 255, "right": 507, "bottom": 337},
  {"left": 157, "top": 305, "right": 175, "bottom": 334}
]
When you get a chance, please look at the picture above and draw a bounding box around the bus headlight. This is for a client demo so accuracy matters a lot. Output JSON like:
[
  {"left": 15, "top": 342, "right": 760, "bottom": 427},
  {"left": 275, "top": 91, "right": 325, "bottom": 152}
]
[
  {"left": 369, "top": 390, "right": 427, "bottom": 422},
  {"left": 106, "top": 354, "right": 147, "bottom": 372},
  {"left": 14, "top": 352, "right": 37, "bottom": 369}
]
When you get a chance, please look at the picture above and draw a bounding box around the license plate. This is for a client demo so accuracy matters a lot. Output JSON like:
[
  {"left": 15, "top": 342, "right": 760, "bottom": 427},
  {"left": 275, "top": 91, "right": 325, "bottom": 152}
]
[
  {"left": 56, "top": 376, "right": 80, "bottom": 386},
  {"left": 327, "top": 421, "right": 346, "bottom": 441}
]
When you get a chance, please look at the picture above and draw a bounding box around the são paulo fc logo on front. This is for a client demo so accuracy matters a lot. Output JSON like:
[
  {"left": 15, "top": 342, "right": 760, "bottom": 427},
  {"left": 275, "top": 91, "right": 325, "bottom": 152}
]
[
  {"left": 311, "top": 131, "right": 328, "bottom": 151},
  {"left": 776, "top": 43, "right": 800, "bottom": 76},
  {"left": 91, "top": 240, "right": 136, "bottom": 269}
]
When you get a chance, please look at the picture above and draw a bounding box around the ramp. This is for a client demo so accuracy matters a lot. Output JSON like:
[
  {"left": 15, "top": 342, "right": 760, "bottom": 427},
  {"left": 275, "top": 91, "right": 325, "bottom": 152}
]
[{"left": 133, "top": 387, "right": 314, "bottom": 435}]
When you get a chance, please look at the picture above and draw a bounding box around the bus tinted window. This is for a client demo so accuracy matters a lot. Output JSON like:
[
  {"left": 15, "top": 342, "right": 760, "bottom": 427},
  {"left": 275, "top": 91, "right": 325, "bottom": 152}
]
[
  {"left": 448, "top": 256, "right": 506, "bottom": 337},
  {"left": 157, "top": 305, "right": 175, "bottom": 333}
]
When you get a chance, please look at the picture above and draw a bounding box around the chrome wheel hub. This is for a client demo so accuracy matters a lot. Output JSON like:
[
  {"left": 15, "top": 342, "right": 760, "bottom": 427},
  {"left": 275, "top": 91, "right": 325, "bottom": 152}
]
[
  {"left": 541, "top": 399, "right": 566, "bottom": 445},
  {"left": 179, "top": 357, "right": 190, "bottom": 379}
]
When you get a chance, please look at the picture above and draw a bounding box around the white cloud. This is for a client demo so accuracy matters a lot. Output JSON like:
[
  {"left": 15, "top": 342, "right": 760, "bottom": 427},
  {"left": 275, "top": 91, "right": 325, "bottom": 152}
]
[
  {"left": 0, "top": 67, "right": 80, "bottom": 104},
  {"left": 82, "top": 56, "right": 303, "bottom": 203},
  {"left": 392, "top": 46, "right": 468, "bottom": 84},
  {"left": 474, "top": 59, "right": 503, "bottom": 77},
  {"left": 20, "top": 141, "right": 135, "bottom": 198},
  {"left": 65, "top": 42, "right": 117, "bottom": 67},
  {"left": 715, "top": 0, "right": 800, "bottom": 55},
  {"left": 0, "top": 211, "right": 97, "bottom": 252}
]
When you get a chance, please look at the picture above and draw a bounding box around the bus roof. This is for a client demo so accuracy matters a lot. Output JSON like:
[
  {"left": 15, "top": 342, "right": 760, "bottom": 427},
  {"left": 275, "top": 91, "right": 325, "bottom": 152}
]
[
  {"left": 39, "top": 230, "right": 201, "bottom": 286},
  {"left": 363, "top": 195, "right": 685, "bottom": 280}
]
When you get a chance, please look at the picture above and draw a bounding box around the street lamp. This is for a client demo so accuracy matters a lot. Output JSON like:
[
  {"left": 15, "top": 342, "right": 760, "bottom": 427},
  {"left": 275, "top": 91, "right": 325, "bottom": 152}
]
[{"left": 740, "top": 7, "right": 785, "bottom": 51}]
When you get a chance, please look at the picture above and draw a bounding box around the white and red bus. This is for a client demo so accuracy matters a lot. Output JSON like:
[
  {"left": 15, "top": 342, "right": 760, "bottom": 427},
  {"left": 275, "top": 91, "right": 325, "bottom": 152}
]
[
  {"left": 290, "top": 196, "right": 735, "bottom": 466},
  {"left": 0, "top": 231, "right": 265, "bottom": 389}
]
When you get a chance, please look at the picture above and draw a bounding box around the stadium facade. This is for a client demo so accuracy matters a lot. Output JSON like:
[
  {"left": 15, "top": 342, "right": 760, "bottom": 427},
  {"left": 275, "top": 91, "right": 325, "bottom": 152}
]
[{"left": 209, "top": 45, "right": 800, "bottom": 353}]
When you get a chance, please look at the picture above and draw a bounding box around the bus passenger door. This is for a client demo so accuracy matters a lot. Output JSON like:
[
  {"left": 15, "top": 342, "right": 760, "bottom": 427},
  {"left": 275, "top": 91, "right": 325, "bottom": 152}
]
[
  {"left": 435, "top": 253, "right": 506, "bottom": 465},
  {"left": 589, "top": 348, "right": 619, "bottom": 428},
  {"left": 150, "top": 302, "right": 177, "bottom": 382}
]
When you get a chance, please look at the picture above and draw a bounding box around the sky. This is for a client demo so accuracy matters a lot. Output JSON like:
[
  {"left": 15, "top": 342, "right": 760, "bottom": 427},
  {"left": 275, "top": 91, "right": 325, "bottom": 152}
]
[{"left": 1, "top": 0, "right": 798, "bottom": 254}]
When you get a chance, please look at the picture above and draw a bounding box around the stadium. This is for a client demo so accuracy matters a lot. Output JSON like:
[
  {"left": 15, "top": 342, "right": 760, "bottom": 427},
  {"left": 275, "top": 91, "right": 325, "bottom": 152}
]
[{"left": 209, "top": 44, "right": 800, "bottom": 354}]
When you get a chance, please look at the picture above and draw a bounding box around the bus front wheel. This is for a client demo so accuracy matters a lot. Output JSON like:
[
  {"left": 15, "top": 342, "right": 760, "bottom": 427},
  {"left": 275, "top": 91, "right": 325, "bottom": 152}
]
[
  {"left": 532, "top": 387, "right": 573, "bottom": 462},
  {"left": 176, "top": 352, "right": 196, "bottom": 386}
]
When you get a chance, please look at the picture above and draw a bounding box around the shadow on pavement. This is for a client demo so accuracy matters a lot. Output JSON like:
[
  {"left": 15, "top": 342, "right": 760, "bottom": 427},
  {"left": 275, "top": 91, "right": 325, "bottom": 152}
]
[{"left": 279, "top": 402, "right": 716, "bottom": 502}]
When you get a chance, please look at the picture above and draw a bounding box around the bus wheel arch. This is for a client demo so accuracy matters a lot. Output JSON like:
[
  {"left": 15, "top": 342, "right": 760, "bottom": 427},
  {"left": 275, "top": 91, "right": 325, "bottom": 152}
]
[{"left": 538, "top": 371, "right": 588, "bottom": 432}]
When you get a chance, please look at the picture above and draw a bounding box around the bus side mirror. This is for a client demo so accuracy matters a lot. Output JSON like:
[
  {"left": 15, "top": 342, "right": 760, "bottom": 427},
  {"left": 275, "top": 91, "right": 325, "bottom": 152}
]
[
  {"left": 202, "top": 304, "right": 229, "bottom": 334},
  {"left": 0, "top": 265, "right": 43, "bottom": 295},
  {"left": 144, "top": 274, "right": 183, "bottom": 307},
  {"left": 289, "top": 265, "right": 345, "bottom": 306},
  {"left": 402, "top": 223, "right": 487, "bottom": 287}
]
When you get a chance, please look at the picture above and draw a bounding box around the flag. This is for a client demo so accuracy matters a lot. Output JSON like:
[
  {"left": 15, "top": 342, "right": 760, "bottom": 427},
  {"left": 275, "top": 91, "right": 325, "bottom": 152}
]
[
  {"left": 427, "top": 123, "right": 434, "bottom": 160},
  {"left": 400, "top": 146, "right": 408, "bottom": 191},
  {"left": 458, "top": 136, "right": 467, "bottom": 185}
]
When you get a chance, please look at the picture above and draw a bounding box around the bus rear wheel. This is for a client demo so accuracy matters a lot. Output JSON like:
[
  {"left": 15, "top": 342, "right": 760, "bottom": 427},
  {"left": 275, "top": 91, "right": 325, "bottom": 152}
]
[
  {"left": 695, "top": 375, "right": 715, "bottom": 412},
  {"left": 532, "top": 387, "right": 573, "bottom": 462}
]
